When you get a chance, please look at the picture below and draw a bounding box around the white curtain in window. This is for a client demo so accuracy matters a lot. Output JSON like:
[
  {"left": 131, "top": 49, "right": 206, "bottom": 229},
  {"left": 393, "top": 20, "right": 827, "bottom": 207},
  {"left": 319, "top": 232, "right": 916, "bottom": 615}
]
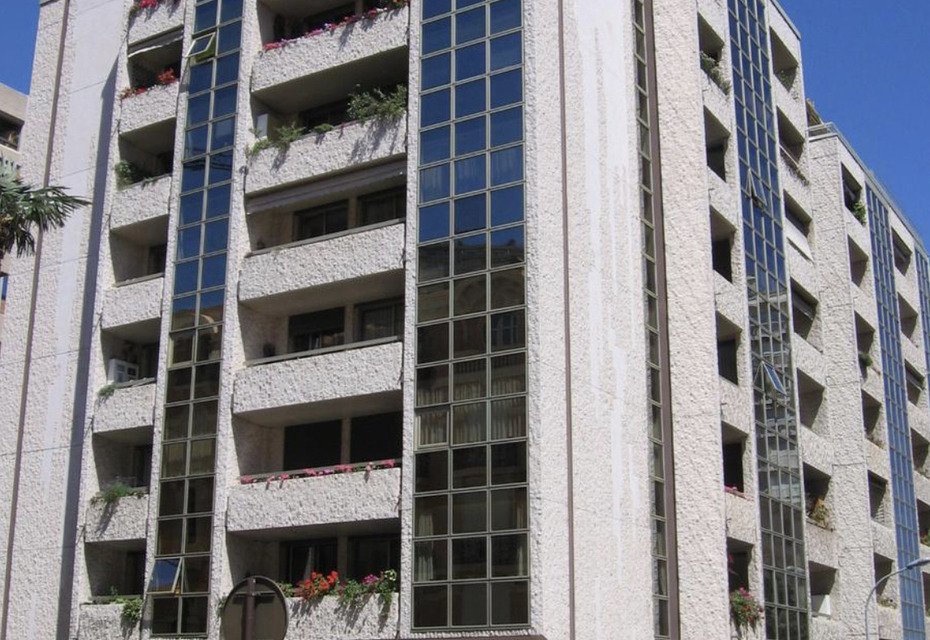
[{"left": 491, "top": 397, "right": 525, "bottom": 440}]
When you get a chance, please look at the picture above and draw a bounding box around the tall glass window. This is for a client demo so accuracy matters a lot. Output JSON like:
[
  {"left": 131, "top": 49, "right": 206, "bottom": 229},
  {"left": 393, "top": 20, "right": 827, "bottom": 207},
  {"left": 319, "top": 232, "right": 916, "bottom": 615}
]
[
  {"left": 413, "top": 0, "right": 528, "bottom": 630},
  {"left": 151, "top": 0, "right": 242, "bottom": 634},
  {"left": 728, "top": 1, "right": 808, "bottom": 637},
  {"left": 633, "top": 0, "right": 678, "bottom": 637},
  {"left": 867, "top": 188, "right": 926, "bottom": 639}
]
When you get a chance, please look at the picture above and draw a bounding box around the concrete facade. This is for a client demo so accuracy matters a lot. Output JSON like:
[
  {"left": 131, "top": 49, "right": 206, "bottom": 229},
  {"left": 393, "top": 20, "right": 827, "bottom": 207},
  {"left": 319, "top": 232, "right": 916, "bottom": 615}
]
[{"left": 2, "top": 0, "right": 930, "bottom": 639}]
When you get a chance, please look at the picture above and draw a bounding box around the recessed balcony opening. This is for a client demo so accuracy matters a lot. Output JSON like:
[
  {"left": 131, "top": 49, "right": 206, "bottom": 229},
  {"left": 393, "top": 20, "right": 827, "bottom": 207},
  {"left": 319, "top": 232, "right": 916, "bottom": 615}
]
[
  {"left": 849, "top": 239, "right": 869, "bottom": 288},
  {"left": 86, "top": 543, "right": 146, "bottom": 599},
  {"left": 868, "top": 473, "right": 889, "bottom": 526},
  {"left": 809, "top": 563, "right": 835, "bottom": 619},
  {"left": 803, "top": 465, "right": 831, "bottom": 529},
  {"left": 797, "top": 371, "right": 826, "bottom": 436},
  {"left": 777, "top": 110, "right": 805, "bottom": 176},
  {"left": 286, "top": 413, "right": 401, "bottom": 471},
  {"left": 873, "top": 554, "right": 894, "bottom": 604},
  {"left": 116, "top": 120, "right": 175, "bottom": 188},
  {"left": 899, "top": 294, "right": 919, "bottom": 343},
  {"left": 0, "top": 113, "right": 22, "bottom": 151},
  {"left": 110, "top": 217, "right": 168, "bottom": 284},
  {"left": 784, "top": 192, "right": 812, "bottom": 244},
  {"left": 770, "top": 30, "right": 799, "bottom": 92},
  {"left": 905, "top": 364, "right": 924, "bottom": 406},
  {"left": 126, "top": 31, "right": 182, "bottom": 91},
  {"left": 251, "top": 49, "right": 408, "bottom": 140},
  {"left": 862, "top": 391, "right": 882, "bottom": 445},
  {"left": 92, "top": 429, "right": 154, "bottom": 497},
  {"left": 697, "top": 17, "right": 728, "bottom": 93},
  {"left": 923, "top": 573, "right": 930, "bottom": 617},
  {"left": 791, "top": 283, "right": 819, "bottom": 347},
  {"left": 917, "top": 501, "right": 930, "bottom": 547},
  {"left": 892, "top": 231, "right": 912, "bottom": 275},
  {"left": 842, "top": 166, "right": 863, "bottom": 216},
  {"left": 248, "top": 178, "right": 406, "bottom": 252},
  {"left": 704, "top": 109, "right": 729, "bottom": 181},
  {"left": 710, "top": 209, "right": 734, "bottom": 282},
  {"left": 101, "top": 322, "right": 160, "bottom": 384},
  {"left": 856, "top": 314, "right": 876, "bottom": 375},
  {"left": 721, "top": 424, "right": 745, "bottom": 494},
  {"left": 716, "top": 315, "right": 740, "bottom": 385},
  {"left": 726, "top": 539, "right": 751, "bottom": 592},
  {"left": 913, "top": 433, "right": 929, "bottom": 479},
  {"left": 257, "top": 0, "right": 384, "bottom": 46}
]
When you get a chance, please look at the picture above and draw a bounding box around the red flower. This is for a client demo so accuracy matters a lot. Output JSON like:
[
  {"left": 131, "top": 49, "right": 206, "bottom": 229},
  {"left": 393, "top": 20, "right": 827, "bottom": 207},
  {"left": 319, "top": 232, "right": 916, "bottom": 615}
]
[{"left": 157, "top": 68, "right": 177, "bottom": 85}]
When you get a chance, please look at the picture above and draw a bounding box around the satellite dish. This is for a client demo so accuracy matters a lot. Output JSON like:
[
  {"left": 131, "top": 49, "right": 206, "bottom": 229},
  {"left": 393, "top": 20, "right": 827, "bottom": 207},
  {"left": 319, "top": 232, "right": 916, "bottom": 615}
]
[{"left": 220, "top": 576, "right": 289, "bottom": 640}]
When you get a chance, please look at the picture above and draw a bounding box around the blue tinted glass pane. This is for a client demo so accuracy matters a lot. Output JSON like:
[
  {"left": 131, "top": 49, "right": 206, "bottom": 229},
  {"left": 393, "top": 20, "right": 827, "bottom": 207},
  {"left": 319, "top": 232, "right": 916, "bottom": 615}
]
[
  {"left": 195, "top": 1, "right": 217, "bottom": 32},
  {"left": 421, "top": 89, "right": 451, "bottom": 127},
  {"left": 490, "top": 107, "right": 522, "bottom": 147},
  {"left": 456, "top": 0, "right": 482, "bottom": 8},
  {"left": 455, "top": 117, "right": 486, "bottom": 155},
  {"left": 201, "top": 254, "right": 227, "bottom": 289},
  {"left": 454, "top": 234, "right": 486, "bottom": 275},
  {"left": 180, "top": 193, "right": 203, "bottom": 225},
  {"left": 421, "top": 164, "right": 451, "bottom": 202},
  {"left": 455, "top": 155, "right": 486, "bottom": 195},
  {"left": 188, "top": 94, "right": 210, "bottom": 126},
  {"left": 490, "top": 69, "right": 521, "bottom": 108},
  {"left": 215, "top": 53, "right": 239, "bottom": 85},
  {"left": 490, "top": 0, "right": 520, "bottom": 33},
  {"left": 213, "top": 86, "right": 237, "bottom": 118},
  {"left": 211, "top": 117, "right": 235, "bottom": 151},
  {"left": 218, "top": 22, "right": 241, "bottom": 53},
  {"left": 423, "top": 17, "right": 451, "bottom": 54},
  {"left": 204, "top": 219, "right": 228, "bottom": 253},
  {"left": 189, "top": 63, "right": 213, "bottom": 95},
  {"left": 423, "top": 0, "right": 451, "bottom": 19},
  {"left": 490, "top": 186, "right": 523, "bottom": 226},
  {"left": 490, "top": 226, "right": 524, "bottom": 266},
  {"left": 182, "top": 159, "right": 206, "bottom": 193},
  {"left": 206, "top": 185, "right": 231, "bottom": 218},
  {"left": 423, "top": 54, "right": 451, "bottom": 90},
  {"left": 178, "top": 226, "right": 202, "bottom": 260},
  {"left": 490, "top": 32, "right": 520, "bottom": 70},
  {"left": 490, "top": 146, "right": 521, "bottom": 185},
  {"left": 456, "top": 7, "right": 485, "bottom": 44},
  {"left": 456, "top": 43, "right": 485, "bottom": 81},
  {"left": 185, "top": 126, "right": 208, "bottom": 158},
  {"left": 209, "top": 151, "right": 233, "bottom": 184},
  {"left": 175, "top": 261, "right": 199, "bottom": 295},
  {"left": 420, "top": 202, "right": 450, "bottom": 242},
  {"left": 421, "top": 127, "right": 451, "bottom": 165},
  {"left": 220, "top": 0, "right": 242, "bottom": 21},
  {"left": 455, "top": 194, "right": 486, "bottom": 234},
  {"left": 455, "top": 79, "right": 485, "bottom": 118}
]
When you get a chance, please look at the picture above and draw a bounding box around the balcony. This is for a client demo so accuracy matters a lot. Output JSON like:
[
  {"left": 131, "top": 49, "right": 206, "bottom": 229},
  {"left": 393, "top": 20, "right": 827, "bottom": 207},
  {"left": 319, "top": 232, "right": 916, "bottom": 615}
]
[
  {"left": 871, "top": 520, "right": 896, "bottom": 560},
  {"left": 794, "top": 336, "right": 825, "bottom": 387},
  {"left": 127, "top": 0, "right": 185, "bottom": 46},
  {"left": 101, "top": 274, "right": 164, "bottom": 332},
  {"left": 84, "top": 494, "right": 149, "bottom": 544},
  {"left": 285, "top": 596, "right": 398, "bottom": 640},
  {"left": 245, "top": 117, "right": 407, "bottom": 196},
  {"left": 94, "top": 379, "right": 156, "bottom": 435},
  {"left": 119, "top": 82, "right": 179, "bottom": 134},
  {"left": 240, "top": 221, "right": 404, "bottom": 306},
  {"left": 724, "top": 490, "right": 756, "bottom": 544},
  {"left": 805, "top": 519, "right": 837, "bottom": 569},
  {"left": 227, "top": 466, "right": 400, "bottom": 534},
  {"left": 252, "top": 5, "right": 408, "bottom": 95},
  {"left": 233, "top": 338, "right": 403, "bottom": 425},
  {"left": 78, "top": 604, "right": 127, "bottom": 640},
  {"left": 110, "top": 174, "right": 171, "bottom": 230}
]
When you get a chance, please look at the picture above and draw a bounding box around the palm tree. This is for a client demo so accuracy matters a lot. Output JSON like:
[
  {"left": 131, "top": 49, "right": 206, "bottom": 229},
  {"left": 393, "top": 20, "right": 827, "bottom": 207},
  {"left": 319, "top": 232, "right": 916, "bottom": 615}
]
[{"left": 0, "top": 169, "right": 88, "bottom": 260}]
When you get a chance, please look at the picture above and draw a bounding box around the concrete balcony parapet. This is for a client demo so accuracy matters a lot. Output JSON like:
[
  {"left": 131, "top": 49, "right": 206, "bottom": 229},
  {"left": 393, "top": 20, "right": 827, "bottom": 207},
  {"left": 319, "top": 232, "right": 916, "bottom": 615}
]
[
  {"left": 724, "top": 490, "right": 757, "bottom": 545},
  {"left": 227, "top": 467, "right": 400, "bottom": 533},
  {"left": 118, "top": 82, "right": 179, "bottom": 134},
  {"left": 84, "top": 494, "right": 149, "bottom": 543},
  {"left": 245, "top": 117, "right": 406, "bottom": 196},
  {"left": 127, "top": 0, "right": 185, "bottom": 46},
  {"left": 110, "top": 175, "right": 171, "bottom": 231},
  {"left": 252, "top": 6, "right": 409, "bottom": 94},
  {"left": 94, "top": 380, "right": 156, "bottom": 434},
  {"left": 805, "top": 520, "right": 837, "bottom": 568},
  {"left": 284, "top": 596, "right": 398, "bottom": 640},
  {"left": 102, "top": 274, "right": 164, "bottom": 331},
  {"left": 78, "top": 604, "right": 129, "bottom": 640}
]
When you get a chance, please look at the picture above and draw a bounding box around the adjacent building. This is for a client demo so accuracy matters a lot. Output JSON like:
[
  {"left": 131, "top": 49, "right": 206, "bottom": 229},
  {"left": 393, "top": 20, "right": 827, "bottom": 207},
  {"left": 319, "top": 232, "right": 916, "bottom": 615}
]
[
  {"left": 0, "top": 83, "right": 27, "bottom": 352},
  {"left": 1, "top": 0, "right": 928, "bottom": 639}
]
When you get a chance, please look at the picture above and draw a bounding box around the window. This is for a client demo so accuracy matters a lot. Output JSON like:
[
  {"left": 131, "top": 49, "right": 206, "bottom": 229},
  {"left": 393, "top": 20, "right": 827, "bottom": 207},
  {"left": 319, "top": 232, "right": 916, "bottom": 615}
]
[
  {"left": 704, "top": 109, "right": 728, "bottom": 180},
  {"left": 284, "top": 538, "right": 338, "bottom": 584},
  {"left": 905, "top": 365, "right": 924, "bottom": 405},
  {"left": 294, "top": 201, "right": 349, "bottom": 241},
  {"left": 187, "top": 34, "right": 215, "bottom": 61},
  {"left": 283, "top": 420, "right": 341, "bottom": 470},
  {"left": 357, "top": 299, "right": 404, "bottom": 341},
  {"left": 710, "top": 211, "right": 734, "bottom": 282},
  {"left": 359, "top": 187, "right": 406, "bottom": 226},
  {"left": 841, "top": 166, "right": 862, "bottom": 213},
  {"left": 349, "top": 535, "right": 400, "bottom": 580},
  {"left": 761, "top": 362, "right": 786, "bottom": 395},
  {"left": 722, "top": 441, "right": 744, "bottom": 492},
  {"left": 149, "top": 558, "right": 182, "bottom": 593},
  {"left": 892, "top": 232, "right": 912, "bottom": 274},
  {"left": 351, "top": 413, "right": 402, "bottom": 463},
  {"left": 288, "top": 308, "right": 345, "bottom": 352},
  {"left": 791, "top": 286, "right": 818, "bottom": 343},
  {"left": 868, "top": 474, "right": 888, "bottom": 524}
]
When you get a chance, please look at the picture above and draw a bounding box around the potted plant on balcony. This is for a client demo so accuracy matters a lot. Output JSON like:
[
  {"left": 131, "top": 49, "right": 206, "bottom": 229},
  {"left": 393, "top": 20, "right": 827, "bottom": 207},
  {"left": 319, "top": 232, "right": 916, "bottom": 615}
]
[{"left": 729, "top": 588, "right": 763, "bottom": 636}]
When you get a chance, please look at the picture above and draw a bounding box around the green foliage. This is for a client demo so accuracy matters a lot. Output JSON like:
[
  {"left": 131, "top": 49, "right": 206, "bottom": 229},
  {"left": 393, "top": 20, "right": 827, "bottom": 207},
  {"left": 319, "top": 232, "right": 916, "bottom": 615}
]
[
  {"left": 98, "top": 384, "right": 116, "bottom": 400},
  {"left": 700, "top": 52, "right": 731, "bottom": 95},
  {"left": 852, "top": 200, "right": 868, "bottom": 224},
  {"left": 91, "top": 481, "right": 146, "bottom": 506},
  {"left": 922, "top": 531, "right": 930, "bottom": 547},
  {"left": 858, "top": 350, "right": 873, "bottom": 369},
  {"left": 276, "top": 581, "right": 294, "bottom": 597},
  {"left": 117, "top": 596, "right": 143, "bottom": 626},
  {"left": 248, "top": 122, "right": 307, "bottom": 157},
  {"left": 729, "top": 588, "right": 763, "bottom": 631},
  {"left": 0, "top": 168, "right": 87, "bottom": 259},
  {"left": 336, "top": 569, "right": 397, "bottom": 613},
  {"left": 878, "top": 595, "right": 897, "bottom": 609},
  {"left": 312, "top": 123, "right": 336, "bottom": 135},
  {"left": 113, "top": 160, "right": 148, "bottom": 188},
  {"left": 347, "top": 85, "right": 408, "bottom": 122},
  {"left": 808, "top": 503, "right": 829, "bottom": 528}
]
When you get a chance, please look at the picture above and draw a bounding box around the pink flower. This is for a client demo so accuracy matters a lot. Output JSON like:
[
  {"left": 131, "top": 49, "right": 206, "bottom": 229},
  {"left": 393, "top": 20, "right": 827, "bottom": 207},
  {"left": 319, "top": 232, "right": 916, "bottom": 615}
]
[
  {"left": 365, "top": 462, "right": 373, "bottom": 473},
  {"left": 240, "top": 475, "right": 254, "bottom": 484},
  {"left": 366, "top": 9, "right": 379, "bottom": 18},
  {"left": 310, "top": 28, "right": 323, "bottom": 36},
  {"left": 303, "top": 469, "right": 316, "bottom": 477},
  {"left": 382, "top": 459, "right": 396, "bottom": 469},
  {"left": 263, "top": 42, "right": 282, "bottom": 51},
  {"left": 278, "top": 473, "right": 290, "bottom": 481}
]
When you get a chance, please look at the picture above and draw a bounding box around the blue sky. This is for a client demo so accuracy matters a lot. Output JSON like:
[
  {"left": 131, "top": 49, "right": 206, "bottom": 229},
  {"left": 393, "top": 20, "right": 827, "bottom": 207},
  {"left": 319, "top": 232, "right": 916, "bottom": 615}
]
[{"left": 0, "top": 1, "right": 926, "bottom": 242}]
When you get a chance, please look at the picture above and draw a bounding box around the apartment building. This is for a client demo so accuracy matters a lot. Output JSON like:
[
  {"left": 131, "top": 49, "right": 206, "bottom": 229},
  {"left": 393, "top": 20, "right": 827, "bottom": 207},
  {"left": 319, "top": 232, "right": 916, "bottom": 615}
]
[
  {"left": 1, "top": 0, "right": 929, "bottom": 639},
  {"left": 0, "top": 83, "right": 27, "bottom": 352}
]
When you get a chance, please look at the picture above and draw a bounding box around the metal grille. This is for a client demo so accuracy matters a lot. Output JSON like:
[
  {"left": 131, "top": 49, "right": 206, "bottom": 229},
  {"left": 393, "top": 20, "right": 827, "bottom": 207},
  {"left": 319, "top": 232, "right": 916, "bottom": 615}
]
[{"left": 727, "top": 0, "right": 809, "bottom": 637}]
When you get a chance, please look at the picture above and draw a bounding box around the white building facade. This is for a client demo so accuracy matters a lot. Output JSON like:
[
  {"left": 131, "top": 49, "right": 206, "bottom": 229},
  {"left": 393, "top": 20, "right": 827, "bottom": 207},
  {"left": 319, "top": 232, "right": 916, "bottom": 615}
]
[{"left": 1, "top": 0, "right": 929, "bottom": 639}]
